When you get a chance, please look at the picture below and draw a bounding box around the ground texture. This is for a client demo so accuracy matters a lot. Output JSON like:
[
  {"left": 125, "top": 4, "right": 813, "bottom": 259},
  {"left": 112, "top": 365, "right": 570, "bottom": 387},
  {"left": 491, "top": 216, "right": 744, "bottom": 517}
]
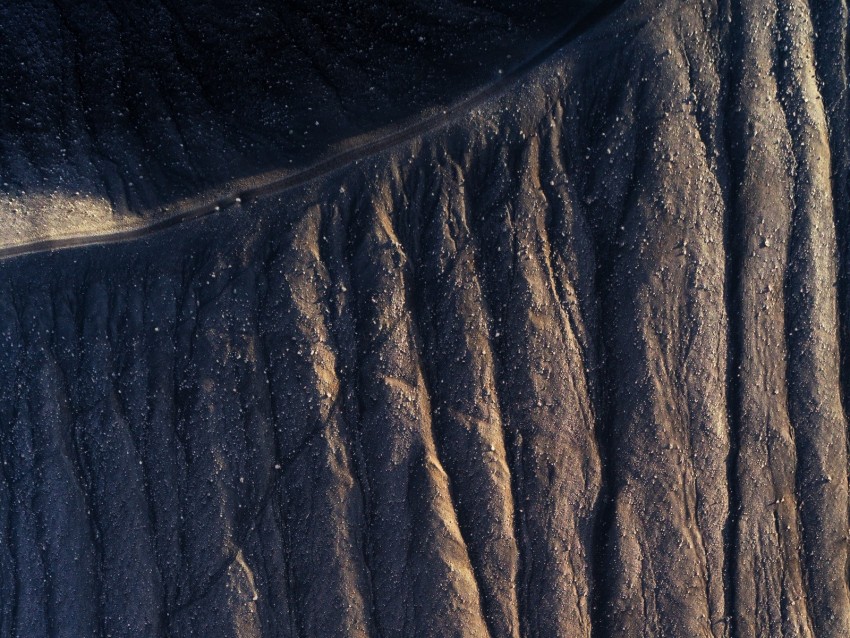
[{"left": 2, "top": 0, "right": 850, "bottom": 637}]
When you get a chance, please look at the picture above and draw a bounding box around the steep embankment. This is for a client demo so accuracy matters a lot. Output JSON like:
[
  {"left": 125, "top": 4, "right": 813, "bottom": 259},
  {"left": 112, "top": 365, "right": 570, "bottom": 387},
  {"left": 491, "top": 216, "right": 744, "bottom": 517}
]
[
  {"left": 1, "top": 0, "right": 850, "bottom": 637},
  {"left": 0, "top": 0, "right": 599, "bottom": 249}
]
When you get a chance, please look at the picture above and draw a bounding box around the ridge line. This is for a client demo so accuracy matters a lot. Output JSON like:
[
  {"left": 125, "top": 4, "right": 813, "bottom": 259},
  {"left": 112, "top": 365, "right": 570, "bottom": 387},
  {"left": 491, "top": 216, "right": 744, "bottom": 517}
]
[{"left": 0, "top": 0, "right": 622, "bottom": 262}]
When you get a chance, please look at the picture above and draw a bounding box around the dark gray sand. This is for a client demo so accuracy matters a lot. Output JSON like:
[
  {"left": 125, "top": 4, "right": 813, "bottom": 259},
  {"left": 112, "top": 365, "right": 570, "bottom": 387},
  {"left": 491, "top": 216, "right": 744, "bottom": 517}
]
[{"left": 1, "top": 1, "right": 849, "bottom": 636}]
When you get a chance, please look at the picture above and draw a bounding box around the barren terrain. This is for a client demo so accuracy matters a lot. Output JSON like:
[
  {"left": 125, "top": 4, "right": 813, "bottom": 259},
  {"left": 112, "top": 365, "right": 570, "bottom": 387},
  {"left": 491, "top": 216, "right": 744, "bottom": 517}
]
[{"left": 2, "top": 1, "right": 850, "bottom": 637}]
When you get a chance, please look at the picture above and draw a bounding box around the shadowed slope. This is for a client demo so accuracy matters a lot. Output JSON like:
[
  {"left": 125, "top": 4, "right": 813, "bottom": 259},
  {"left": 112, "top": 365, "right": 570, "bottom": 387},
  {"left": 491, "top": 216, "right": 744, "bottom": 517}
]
[{"left": 2, "top": 0, "right": 850, "bottom": 636}]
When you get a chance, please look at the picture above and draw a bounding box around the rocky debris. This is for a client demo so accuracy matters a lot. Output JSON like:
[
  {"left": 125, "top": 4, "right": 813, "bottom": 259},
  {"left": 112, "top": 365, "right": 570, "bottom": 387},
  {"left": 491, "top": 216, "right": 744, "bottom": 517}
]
[{"left": 2, "top": 0, "right": 850, "bottom": 636}]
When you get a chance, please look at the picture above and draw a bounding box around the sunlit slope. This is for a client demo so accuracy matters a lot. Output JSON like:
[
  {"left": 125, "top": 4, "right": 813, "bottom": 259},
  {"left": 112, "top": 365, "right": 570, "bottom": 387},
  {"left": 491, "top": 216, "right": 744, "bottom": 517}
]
[{"left": 1, "top": 0, "right": 850, "bottom": 637}]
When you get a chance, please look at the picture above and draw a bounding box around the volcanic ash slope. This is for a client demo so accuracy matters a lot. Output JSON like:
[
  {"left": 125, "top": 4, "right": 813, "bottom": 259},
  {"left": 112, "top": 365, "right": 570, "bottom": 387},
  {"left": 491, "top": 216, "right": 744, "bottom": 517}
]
[{"left": 2, "top": 0, "right": 850, "bottom": 637}]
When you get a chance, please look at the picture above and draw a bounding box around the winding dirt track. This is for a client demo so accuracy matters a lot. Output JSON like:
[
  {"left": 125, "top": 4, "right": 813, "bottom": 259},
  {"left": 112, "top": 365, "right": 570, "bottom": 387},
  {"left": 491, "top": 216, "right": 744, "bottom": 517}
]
[{"left": 0, "top": 0, "right": 619, "bottom": 262}]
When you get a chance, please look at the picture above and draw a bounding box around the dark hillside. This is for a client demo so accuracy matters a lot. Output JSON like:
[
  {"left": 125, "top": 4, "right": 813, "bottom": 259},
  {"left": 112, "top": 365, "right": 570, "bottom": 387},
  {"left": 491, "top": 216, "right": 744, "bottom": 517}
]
[{"left": 1, "top": 1, "right": 849, "bottom": 636}]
